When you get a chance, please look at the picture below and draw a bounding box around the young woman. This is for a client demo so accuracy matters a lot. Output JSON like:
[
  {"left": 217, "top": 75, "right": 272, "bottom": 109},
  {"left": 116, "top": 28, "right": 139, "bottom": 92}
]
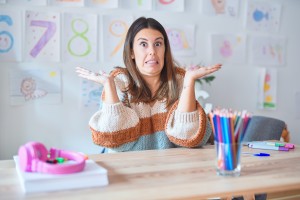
[{"left": 76, "top": 17, "right": 221, "bottom": 152}]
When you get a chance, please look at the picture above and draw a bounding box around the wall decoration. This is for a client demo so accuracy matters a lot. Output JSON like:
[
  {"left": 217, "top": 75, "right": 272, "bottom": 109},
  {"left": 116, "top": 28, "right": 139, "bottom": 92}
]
[
  {"left": 202, "top": 0, "right": 240, "bottom": 17},
  {"left": 80, "top": 79, "right": 103, "bottom": 109},
  {"left": 250, "top": 36, "right": 286, "bottom": 66},
  {"left": 246, "top": 1, "right": 282, "bottom": 32},
  {"left": 63, "top": 13, "right": 98, "bottom": 62},
  {"left": 155, "top": 0, "right": 185, "bottom": 12},
  {"left": 10, "top": 68, "right": 61, "bottom": 105},
  {"left": 85, "top": 0, "right": 118, "bottom": 9},
  {"left": 102, "top": 15, "right": 133, "bottom": 64},
  {"left": 121, "top": 0, "right": 152, "bottom": 10},
  {"left": 48, "top": 0, "right": 84, "bottom": 7},
  {"left": 211, "top": 34, "right": 246, "bottom": 64},
  {"left": 25, "top": 10, "right": 60, "bottom": 62},
  {"left": 257, "top": 68, "right": 277, "bottom": 110},
  {"left": 165, "top": 24, "right": 195, "bottom": 56},
  {"left": 0, "top": 10, "right": 22, "bottom": 62}
]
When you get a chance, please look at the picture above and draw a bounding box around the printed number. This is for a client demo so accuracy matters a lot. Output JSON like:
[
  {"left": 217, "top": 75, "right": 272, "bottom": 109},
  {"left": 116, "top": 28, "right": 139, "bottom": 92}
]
[
  {"left": 0, "top": 15, "right": 14, "bottom": 53},
  {"left": 109, "top": 20, "right": 127, "bottom": 57},
  {"left": 30, "top": 20, "right": 56, "bottom": 58},
  {"left": 67, "top": 19, "right": 91, "bottom": 57},
  {"left": 159, "top": 0, "right": 175, "bottom": 5}
]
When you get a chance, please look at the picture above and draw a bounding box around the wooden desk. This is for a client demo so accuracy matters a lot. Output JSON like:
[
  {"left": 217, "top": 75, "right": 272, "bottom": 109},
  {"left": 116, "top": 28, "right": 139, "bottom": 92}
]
[{"left": 1, "top": 144, "right": 300, "bottom": 200}]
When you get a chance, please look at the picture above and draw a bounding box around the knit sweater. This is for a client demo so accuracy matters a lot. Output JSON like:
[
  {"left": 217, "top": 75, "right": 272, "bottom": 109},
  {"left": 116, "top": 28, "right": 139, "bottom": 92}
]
[{"left": 89, "top": 67, "right": 212, "bottom": 153}]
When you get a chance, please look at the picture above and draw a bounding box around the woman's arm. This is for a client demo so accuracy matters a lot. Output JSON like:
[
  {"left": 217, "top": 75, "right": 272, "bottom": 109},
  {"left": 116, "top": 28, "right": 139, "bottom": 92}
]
[{"left": 177, "top": 64, "right": 222, "bottom": 112}]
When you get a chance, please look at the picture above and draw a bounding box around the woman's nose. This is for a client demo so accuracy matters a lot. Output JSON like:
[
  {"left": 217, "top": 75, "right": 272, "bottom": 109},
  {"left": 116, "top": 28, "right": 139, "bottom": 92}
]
[{"left": 149, "top": 47, "right": 156, "bottom": 55}]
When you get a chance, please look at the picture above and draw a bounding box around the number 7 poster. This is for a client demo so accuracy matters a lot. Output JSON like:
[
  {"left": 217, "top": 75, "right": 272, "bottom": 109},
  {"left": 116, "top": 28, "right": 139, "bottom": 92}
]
[{"left": 25, "top": 11, "right": 60, "bottom": 62}]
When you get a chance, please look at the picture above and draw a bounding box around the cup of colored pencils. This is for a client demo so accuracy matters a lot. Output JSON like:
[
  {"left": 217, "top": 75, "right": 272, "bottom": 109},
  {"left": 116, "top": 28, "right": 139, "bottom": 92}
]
[{"left": 209, "top": 109, "right": 251, "bottom": 176}]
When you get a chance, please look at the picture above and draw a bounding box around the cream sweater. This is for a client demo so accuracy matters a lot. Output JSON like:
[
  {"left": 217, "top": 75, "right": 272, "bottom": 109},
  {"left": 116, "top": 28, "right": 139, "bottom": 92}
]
[{"left": 89, "top": 67, "right": 212, "bottom": 152}]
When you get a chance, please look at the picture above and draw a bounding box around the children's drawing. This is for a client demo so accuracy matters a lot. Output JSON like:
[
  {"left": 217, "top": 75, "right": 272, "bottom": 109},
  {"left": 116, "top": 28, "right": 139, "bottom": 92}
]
[
  {"left": 48, "top": 0, "right": 84, "bottom": 7},
  {"left": 20, "top": 77, "right": 47, "bottom": 101},
  {"left": 155, "top": 0, "right": 184, "bottom": 12},
  {"left": 25, "top": 11, "right": 60, "bottom": 62},
  {"left": 80, "top": 79, "right": 103, "bottom": 109},
  {"left": 120, "top": 0, "right": 152, "bottom": 10},
  {"left": 257, "top": 68, "right": 277, "bottom": 110},
  {"left": 102, "top": 15, "right": 133, "bottom": 64},
  {"left": 63, "top": 13, "right": 97, "bottom": 62},
  {"left": 10, "top": 69, "right": 61, "bottom": 105},
  {"left": 250, "top": 36, "right": 286, "bottom": 66},
  {"left": 6, "top": 0, "right": 47, "bottom": 6},
  {"left": 0, "top": 11, "right": 22, "bottom": 62},
  {"left": 165, "top": 25, "right": 195, "bottom": 56},
  {"left": 246, "top": 1, "right": 281, "bottom": 32},
  {"left": 211, "top": 34, "right": 246, "bottom": 64},
  {"left": 202, "top": 0, "right": 239, "bottom": 17},
  {"left": 85, "top": 0, "right": 118, "bottom": 8}
]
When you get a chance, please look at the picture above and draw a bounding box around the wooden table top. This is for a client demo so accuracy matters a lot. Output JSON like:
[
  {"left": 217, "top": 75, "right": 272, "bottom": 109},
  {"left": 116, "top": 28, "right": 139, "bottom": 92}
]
[{"left": 1, "top": 143, "right": 300, "bottom": 200}]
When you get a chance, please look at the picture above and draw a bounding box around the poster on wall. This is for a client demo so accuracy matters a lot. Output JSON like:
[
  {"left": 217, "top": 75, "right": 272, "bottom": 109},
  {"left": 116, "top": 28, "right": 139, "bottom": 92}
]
[
  {"left": 6, "top": 0, "right": 47, "bottom": 6},
  {"left": 85, "top": 0, "right": 118, "bottom": 8},
  {"left": 211, "top": 34, "right": 246, "bottom": 64},
  {"left": 246, "top": 1, "right": 282, "bottom": 32},
  {"left": 249, "top": 36, "right": 286, "bottom": 66},
  {"left": 9, "top": 68, "right": 62, "bottom": 106},
  {"left": 165, "top": 24, "right": 195, "bottom": 56},
  {"left": 48, "top": 0, "right": 84, "bottom": 7},
  {"left": 257, "top": 68, "right": 277, "bottom": 110},
  {"left": 80, "top": 79, "right": 103, "bottom": 110},
  {"left": 202, "top": 0, "right": 240, "bottom": 18},
  {"left": 120, "top": 0, "right": 152, "bottom": 10},
  {"left": 154, "top": 0, "right": 185, "bottom": 12},
  {"left": 62, "top": 13, "right": 98, "bottom": 63},
  {"left": 25, "top": 10, "right": 60, "bottom": 62},
  {"left": 102, "top": 15, "right": 133, "bottom": 64},
  {"left": 0, "top": 10, "right": 22, "bottom": 62}
]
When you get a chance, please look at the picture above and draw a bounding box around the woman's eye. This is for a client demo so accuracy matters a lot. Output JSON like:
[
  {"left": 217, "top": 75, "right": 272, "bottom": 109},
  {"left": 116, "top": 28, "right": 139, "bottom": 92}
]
[
  {"left": 155, "top": 42, "right": 162, "bottom": 47},
  {"left": 140, "top": 42, "right": 147, "bottom": 47}
]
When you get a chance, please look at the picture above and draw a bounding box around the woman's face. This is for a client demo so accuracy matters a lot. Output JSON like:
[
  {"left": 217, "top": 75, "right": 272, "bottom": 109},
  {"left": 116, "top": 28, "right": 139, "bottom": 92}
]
[{"left": 131, "top": 28, "right": 165, "bottom": 78}]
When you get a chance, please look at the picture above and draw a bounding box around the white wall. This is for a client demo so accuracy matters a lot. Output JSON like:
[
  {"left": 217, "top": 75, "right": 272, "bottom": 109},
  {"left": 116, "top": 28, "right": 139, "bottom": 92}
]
[{"left": 1, "top": 0, "right": 299, "bottom": 159}]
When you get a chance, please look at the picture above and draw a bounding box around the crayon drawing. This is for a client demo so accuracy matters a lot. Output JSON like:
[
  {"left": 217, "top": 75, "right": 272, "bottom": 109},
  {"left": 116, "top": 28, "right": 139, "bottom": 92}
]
[
  {"left": 155, "top": 0, "right": 184, "bottom": 12},
  {"left": 10, "top": 69, "right": 61, "bottom": 105},
  {"left": 257, "top": 68, "right": 277, "bottom": 110},
  {"left": 121, "top": 0, "right": 152, "bottom": 10},
  {"left": 211, "top": 34, "right": 246, "bottom": 64},
  {"left": 25, "top": 11, "right": 60, "bottom": 62},
  {"left": 246, "top": 1, "right": 281, "bottom": 32},
  {"left": 6, "top": 0, "right": 47, "bottom": 6},
  {"left": 85, "top": 0, "right": 118, "bottom": 8},
  {"left": 0, "top": 10, "right": 22, "bottom": 62},
  {"left": 165, "top": 24, "right": 195, "bottom": 56},
  {"left": 63, "top": 13, "right": 98, "bottom": 62},
  {"left": 202, "top": 0, "right": 240, "bottom": 17},
  {"left": 80, "top": 79, "right": 103, "bottom": 109},
  {"left": 48, "top": 0, "right": 84, "bottom": 7},
  {"left": 250, "top": 36, "right": 286, "bottom": 66}
]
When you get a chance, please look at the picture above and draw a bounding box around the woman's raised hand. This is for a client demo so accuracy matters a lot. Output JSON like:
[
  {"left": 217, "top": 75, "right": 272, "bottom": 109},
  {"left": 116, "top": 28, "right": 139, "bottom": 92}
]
[
  {"left": 185, "top": 63, "right": 222, "bottom": 83},
  {"left": 75, "top": 67, "right": 111, "bottom": 85}
]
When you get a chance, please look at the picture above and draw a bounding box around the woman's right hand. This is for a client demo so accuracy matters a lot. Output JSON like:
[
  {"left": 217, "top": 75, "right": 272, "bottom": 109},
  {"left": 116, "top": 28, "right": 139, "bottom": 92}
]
[{"left": 75, "top": 67, "right": 111, "bottom": 85}]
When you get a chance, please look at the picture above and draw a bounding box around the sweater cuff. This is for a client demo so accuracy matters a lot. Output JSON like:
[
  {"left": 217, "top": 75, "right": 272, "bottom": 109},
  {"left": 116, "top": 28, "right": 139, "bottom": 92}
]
[
  {"left": 174, "top": 110, "right": 199, "bottom": 123},
  {"left": 101, "top": 102, "right": 126, "bottom": 115}
]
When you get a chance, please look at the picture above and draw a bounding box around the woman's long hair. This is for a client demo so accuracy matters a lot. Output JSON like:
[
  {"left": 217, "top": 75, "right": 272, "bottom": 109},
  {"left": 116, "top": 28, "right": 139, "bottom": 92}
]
[{"left": 123, "top": 17, "right": 179, "bottom": 108}]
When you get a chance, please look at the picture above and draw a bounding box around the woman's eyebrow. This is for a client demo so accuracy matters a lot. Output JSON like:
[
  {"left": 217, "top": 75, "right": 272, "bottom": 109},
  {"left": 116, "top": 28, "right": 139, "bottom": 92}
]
[{"left": 137, "top": 37, "right": 164, "bottom": 41}]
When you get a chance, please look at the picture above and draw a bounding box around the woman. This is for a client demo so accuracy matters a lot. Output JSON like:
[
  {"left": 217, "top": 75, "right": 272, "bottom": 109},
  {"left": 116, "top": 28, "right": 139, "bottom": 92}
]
[{"left": 76, "top": 17, "right": 221, "bottom": 152}]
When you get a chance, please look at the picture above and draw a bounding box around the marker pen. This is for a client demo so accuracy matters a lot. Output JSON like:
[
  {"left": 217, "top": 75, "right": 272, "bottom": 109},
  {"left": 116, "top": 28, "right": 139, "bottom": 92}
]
[{"left": 248, "top": 143, "right": 289, "bottom": 151}]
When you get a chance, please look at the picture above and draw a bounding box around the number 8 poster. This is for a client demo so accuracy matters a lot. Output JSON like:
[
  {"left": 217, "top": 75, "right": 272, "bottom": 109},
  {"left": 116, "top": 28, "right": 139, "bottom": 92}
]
[{"left": 25, "top": 10, "right": 60, "bottom": 62}]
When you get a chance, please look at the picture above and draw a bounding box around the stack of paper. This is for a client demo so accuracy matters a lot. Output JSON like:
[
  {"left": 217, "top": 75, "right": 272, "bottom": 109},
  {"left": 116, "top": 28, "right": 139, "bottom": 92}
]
[{"left": 14, "top": 156, "right": 109, "bottom": 193}]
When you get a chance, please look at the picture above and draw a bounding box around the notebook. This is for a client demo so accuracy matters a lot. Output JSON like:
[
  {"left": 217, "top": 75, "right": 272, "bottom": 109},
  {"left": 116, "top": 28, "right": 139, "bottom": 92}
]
[{"left": 13, "top": 156, "right": 109, "bottom": 193}]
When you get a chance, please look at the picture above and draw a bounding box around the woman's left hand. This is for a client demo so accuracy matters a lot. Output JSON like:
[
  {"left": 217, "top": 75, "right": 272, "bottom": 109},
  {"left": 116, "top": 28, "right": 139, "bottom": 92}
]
[{"left": 184, "top": 63, "right": 222, "bottom": 84}]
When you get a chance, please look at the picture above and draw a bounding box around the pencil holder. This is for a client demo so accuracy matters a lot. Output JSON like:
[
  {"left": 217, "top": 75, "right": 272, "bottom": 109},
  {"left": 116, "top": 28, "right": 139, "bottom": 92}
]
[{"left": 215, "top": 141, "right": 242, "bottom": 177}]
